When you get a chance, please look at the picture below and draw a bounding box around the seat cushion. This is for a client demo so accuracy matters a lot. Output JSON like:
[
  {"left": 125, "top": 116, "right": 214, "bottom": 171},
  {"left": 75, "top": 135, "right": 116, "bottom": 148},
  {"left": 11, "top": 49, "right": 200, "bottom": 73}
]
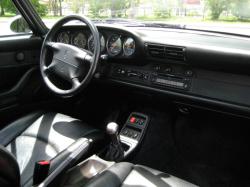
[
  {"left": 0, "top": 111, "right": 102, "bottom": 186},
  {"left": 85, "top": 162, "right": 198, "bottom": 187}
]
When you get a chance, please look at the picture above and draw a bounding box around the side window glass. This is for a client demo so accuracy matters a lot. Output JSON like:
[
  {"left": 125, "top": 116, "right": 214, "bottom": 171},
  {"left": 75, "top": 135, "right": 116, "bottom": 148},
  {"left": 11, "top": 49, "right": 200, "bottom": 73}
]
[{"left": 0, "top": 1, "right": 31, "bottom": 36}]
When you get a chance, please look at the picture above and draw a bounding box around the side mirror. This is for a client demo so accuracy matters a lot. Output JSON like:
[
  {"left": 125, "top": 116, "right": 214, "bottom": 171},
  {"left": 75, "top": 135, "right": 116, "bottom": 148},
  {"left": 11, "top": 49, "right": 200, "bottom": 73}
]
[{"left": 10, "top": 15, "right": 31, "bottom": 34}]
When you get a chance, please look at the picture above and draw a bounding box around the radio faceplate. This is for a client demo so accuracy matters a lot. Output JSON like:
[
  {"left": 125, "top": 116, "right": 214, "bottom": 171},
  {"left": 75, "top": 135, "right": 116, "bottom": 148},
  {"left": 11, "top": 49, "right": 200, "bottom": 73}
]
[
  {"left": 111, "top": 64, "right": 193, "bottom": 91},
  {"left": 151, "top": 73, "right": 191, "bottom": 90}
]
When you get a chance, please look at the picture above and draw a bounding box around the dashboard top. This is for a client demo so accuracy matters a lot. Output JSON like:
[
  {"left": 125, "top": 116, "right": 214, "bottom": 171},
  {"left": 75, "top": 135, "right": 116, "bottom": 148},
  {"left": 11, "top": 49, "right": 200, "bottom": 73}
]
[
  {"left": 54, "top": 24, "right": 250, "bottom": 73},
  {"left": 56, "top": 24, "right": 250, "bottom": 57}
]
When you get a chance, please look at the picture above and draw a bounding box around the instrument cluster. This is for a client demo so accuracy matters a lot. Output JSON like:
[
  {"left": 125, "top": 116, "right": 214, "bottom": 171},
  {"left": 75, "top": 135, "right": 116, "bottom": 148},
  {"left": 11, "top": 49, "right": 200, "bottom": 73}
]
[{"left": 56, "top": 30, "right": 136, "bottom": 58}]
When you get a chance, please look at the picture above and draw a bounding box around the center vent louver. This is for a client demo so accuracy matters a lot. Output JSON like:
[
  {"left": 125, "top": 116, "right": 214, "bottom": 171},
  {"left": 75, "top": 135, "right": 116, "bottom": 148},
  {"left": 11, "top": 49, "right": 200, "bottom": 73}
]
[{"left": 146, "top": 43, "right": 186, "bottom": 61}]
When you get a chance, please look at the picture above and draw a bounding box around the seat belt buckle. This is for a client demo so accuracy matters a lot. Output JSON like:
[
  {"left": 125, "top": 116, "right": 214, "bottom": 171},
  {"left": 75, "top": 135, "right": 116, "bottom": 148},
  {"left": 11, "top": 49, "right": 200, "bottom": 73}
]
[{"left": 33, "top": 160, "right": 50, "bottom": 185}]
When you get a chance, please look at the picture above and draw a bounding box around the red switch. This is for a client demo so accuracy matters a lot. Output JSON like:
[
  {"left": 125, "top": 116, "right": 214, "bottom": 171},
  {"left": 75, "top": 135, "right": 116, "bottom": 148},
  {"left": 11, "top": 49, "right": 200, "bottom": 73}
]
[
  {"left": 130, "top": 117, "right": 136, "bottom": 123},
  {"left": 38, "top": 160, "right": 50, "bottom": 165}
]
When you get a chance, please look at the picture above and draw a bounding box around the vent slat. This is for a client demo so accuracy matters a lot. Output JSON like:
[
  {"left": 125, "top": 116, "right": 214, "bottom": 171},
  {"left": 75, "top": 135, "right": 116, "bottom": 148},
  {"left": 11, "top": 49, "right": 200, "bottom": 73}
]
[{"left": 147, "top": 43, "right": 186, "bottom": 61}]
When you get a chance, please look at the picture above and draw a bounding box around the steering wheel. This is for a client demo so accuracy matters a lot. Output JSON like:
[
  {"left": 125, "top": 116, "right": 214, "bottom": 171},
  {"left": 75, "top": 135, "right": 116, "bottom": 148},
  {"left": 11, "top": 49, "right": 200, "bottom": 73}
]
[{"left": 40, "top": 15, "right": 100, "bottom": 97}]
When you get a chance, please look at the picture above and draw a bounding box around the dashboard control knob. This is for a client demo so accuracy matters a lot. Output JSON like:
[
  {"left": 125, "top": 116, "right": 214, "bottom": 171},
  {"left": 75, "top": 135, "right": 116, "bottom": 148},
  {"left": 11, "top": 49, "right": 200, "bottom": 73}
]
[
  {"left": 154, "top": 65, "right": 161, "bottom": 71},
  {"left": 100, "top": 54, "right": 108, "bottom": 60},
  {"left": 164, "top": 67, "right": 172, "bottom": 73},
  {"left": 185, "top": 70, "right": 193, "bottom": 77},
  {"left": 94, "top": 73, "right": 101, "bottom": 79}
]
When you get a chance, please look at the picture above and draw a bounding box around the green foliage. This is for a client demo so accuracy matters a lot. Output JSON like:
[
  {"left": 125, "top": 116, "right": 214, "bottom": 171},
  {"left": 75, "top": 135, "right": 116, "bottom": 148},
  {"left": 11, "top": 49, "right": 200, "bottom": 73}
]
[
  {"left": 66, "top": 0, "right": 83, "bottom": 14},
  {"left": 0, "top": 0, "right": 16, "bottom": 16},
  {"left": 231, "top": 0, "right": 250, "bottom": 20},
  {"left": 153, "top": 0, "right": 176, "bottom": 19},
  {"left": 88, "top": 0, "right": 131, "bottom": 18},
  {"left": 206, "top": 0, "right": 231, "bottom": 20},
  {"left": 1, "top": 0, "right": 250, "bottom": 24},
  {"left": 88, "top": 0, "right": 107, "bottom": 17},
  {"left": 154, "top": 10, "right": 172, "bottom": 18},
  {"left": 30, "top": 0, "right": 48, "bottom": 16},
  {"left": 0, "top": 0, "right": 47, "bottom": 16}
]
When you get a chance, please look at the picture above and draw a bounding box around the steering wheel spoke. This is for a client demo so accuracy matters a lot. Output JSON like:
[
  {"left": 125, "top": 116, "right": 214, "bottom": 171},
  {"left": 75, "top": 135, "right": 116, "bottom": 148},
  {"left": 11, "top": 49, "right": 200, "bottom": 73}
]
[
  {"left": 85, "top": 54, "right": 93, "bottom": 64},
  {"left": 42, "top": 64, "right": 53, "bottom": 75},
  {"left": 71, "top": 78, "right": 81, "bottom": 89},
  {"left": 45, "top": 41, "right": 59, "bottom": 51},
  {"left": 75, "top": 51, "right": 93, "bottom": 64}
]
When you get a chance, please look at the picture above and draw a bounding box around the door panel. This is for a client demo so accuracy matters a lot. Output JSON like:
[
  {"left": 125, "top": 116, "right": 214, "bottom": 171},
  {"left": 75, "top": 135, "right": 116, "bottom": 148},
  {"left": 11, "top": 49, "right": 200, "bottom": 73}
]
[{"left": 0, "top": 35, "right": 44, "bottom": 116}]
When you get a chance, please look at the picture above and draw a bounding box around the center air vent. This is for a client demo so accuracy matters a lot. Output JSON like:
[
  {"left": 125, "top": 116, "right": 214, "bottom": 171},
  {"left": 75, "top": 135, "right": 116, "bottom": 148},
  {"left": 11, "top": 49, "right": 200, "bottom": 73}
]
[{"left": 146, "top": 43, "right": 186, "bottom": 61}]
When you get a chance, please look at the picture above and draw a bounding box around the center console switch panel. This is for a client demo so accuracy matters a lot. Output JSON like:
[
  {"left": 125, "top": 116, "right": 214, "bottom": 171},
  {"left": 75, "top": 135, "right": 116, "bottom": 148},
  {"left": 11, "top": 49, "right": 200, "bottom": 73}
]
[{"left": 119, "top": 112, "right": 149, "bottom": 157}]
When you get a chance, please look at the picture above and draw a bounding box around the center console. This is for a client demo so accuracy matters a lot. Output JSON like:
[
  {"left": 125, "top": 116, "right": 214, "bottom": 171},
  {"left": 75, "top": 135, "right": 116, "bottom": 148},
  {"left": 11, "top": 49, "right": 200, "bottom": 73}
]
[
  {"left": 60, "top": 113, "right": 149, "bottom": 186},
  {"left": 119, "top": 112, "right": 149, "bottom": 157},
  {"left": 102, "top": 112, "right": 149, "bottom": 162}
]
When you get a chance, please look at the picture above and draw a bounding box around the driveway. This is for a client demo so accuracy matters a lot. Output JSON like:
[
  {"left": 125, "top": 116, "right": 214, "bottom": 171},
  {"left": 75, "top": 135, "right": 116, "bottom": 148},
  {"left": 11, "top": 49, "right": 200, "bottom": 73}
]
[{"left": 0, "top": 18, "right": 12, "bottom": 35}]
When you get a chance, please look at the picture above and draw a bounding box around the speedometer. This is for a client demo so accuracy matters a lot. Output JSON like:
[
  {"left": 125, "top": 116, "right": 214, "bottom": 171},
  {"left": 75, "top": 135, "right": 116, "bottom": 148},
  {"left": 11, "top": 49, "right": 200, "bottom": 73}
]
[
  {"left": 107, "top": 34, "right": 122, "bottom": 56},
  {"left": 88, "top": 34, "right": 105, "bottom": 53},
  {"left": 123, "top": 37, "right": 135, "bottom": 56},
  {"left": 72, "top": 32, "right": 87, "bottom": 49},
  {"left": 57, "top": 32, "right": 70, "bottom": 44}
]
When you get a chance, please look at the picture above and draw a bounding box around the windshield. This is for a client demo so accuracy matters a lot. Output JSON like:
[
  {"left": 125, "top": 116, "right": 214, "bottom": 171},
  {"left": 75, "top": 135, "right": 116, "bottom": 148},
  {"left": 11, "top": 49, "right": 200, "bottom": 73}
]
[{"left": 30, "top": 0, "right": 250, "bottom": 36}]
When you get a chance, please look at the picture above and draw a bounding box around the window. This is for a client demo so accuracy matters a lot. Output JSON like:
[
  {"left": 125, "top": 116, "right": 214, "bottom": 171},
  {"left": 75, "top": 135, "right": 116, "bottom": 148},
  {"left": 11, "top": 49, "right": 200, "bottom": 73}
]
[
  {"left": 31, "top": 0, "right": 250, "bottom": 36},
  {"left": 0, "top": 1, "right": 31, "bottom": 36}
]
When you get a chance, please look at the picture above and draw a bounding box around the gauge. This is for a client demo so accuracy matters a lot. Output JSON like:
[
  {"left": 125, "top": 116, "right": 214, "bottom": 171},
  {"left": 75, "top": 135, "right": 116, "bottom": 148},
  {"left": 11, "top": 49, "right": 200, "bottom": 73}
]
[
  {"left": 88, "top": 34, "right": 105, "bottom": 53},
  {"left": 107, "top": 34, "right": 122, "bottom": 56},
  {"left": 123, "top": 37, "right": 135, "bottom": 56},
  {"left": 57, "top": 32, "right": 70, "bottom": 44},
  {"left": 72, "top": 32, "right": 87, "bottom": 49}
]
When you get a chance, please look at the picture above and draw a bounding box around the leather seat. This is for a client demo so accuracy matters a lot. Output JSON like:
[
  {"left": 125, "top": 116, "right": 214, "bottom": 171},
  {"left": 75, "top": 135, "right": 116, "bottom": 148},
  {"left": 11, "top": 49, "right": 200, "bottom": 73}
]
[
  {"left": 85, "top": 162, "right": 198, "bottom": 187},
  {"left": 0, "top": 111, "right": 103, "bottom": 187}
]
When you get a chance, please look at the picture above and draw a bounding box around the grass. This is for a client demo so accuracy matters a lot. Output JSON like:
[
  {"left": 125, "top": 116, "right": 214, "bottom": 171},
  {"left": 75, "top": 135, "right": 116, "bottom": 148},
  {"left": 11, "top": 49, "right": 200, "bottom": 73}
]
[
  {"left": 0, "top": 12, "right": 16, "bottom": 17},
  {"left": 135, "top": 16, "right": 250, "bottom": 25}
]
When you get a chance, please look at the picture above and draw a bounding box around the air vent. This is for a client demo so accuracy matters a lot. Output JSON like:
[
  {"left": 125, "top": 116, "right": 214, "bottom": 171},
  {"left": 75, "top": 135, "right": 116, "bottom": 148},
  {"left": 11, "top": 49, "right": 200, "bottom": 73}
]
[{"left": 146, "top": 43, "right": 186, "bottom": 61}]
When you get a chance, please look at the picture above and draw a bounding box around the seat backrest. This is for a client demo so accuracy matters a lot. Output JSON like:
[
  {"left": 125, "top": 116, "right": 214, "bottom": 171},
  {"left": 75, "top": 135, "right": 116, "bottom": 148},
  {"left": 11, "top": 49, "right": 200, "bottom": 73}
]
[{"left": 0, "top": 145, "right": 20, "bottom": 187}]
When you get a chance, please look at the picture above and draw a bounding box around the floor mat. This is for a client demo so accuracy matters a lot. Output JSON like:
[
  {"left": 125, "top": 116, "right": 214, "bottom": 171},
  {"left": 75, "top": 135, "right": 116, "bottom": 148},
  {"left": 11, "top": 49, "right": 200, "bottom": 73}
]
[{"left": 131, "top": 108, "right": 250, "bottom": 187}]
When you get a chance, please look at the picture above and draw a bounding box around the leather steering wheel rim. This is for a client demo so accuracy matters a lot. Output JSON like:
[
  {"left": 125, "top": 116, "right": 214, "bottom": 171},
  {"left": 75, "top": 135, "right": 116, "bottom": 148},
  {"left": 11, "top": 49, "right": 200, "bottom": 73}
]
[{"left": 40, "top": 15, "right": 100, "bottom": 97}]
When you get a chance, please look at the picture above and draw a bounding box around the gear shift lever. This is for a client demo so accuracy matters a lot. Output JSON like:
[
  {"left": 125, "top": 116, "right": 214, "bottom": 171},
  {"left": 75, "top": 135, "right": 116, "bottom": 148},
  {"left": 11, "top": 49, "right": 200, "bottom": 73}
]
[
  {"left": 105, "top": 122, "right": 124, "bottom": 161},
  {"left": 106, "top": 122, "right": 120, "bottom": 143}
]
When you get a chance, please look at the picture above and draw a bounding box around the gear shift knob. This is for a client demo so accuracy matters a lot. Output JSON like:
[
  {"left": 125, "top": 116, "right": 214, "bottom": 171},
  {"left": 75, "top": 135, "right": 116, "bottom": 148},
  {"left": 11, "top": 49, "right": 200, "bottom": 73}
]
[
  {"left": 105, "top": 122, "right": 124, "bottom": 161},
  {"left": 106, "top": 122, "right": 119, "bottom": 135},
  {"left": 106, "top": 122, "right": 120, "bottom": 144}
]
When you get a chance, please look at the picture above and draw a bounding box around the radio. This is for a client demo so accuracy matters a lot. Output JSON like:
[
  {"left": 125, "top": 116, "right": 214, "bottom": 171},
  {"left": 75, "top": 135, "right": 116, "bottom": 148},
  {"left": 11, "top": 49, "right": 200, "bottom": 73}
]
[
  {"left": 151, "top": 73, "right": 191, "bottom": 90},
  {"left": 112, "top": 66, "right": 192, "bottom": 91}
]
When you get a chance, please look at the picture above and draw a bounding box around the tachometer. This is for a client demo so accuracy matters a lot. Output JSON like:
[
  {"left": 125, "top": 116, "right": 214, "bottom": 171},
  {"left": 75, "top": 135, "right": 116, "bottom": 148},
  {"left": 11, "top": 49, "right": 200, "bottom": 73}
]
[
  {"left": 88, "top": 34, "right": 105, "bottom": 53},
  {"left": 57, "top": 32, "right": 70, "bottom": 44},
  {"left": 72, "top": 32, "right": 87, "bottom": 49},
  {"left": 107, "top": 34, "right": 122, "bottom": 56},
  {"left": 123, "top": 37, "right": 135, "bottom": 56}
]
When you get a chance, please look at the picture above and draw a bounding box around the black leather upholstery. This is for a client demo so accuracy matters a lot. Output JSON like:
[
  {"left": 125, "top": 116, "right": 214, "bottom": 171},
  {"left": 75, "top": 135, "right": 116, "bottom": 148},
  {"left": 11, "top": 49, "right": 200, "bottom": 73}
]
[
  {"left": 85, "top": 162, "right": 198, "bottom": 187},
  {"left": 0, "top": 146, "right": 20, "bottom": 187},
  {"left": 0, "top": 111, "right": 44, "bottom": 146},
  {"left": 0, "top": 111, "right": 102, "bottom": 187}
]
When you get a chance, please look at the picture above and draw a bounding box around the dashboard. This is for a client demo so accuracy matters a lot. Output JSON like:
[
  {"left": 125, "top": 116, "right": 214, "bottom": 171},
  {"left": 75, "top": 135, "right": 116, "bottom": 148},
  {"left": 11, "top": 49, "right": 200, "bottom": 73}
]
[{"left": 54, "top": 24, "right": 250, "bottom": 116}]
